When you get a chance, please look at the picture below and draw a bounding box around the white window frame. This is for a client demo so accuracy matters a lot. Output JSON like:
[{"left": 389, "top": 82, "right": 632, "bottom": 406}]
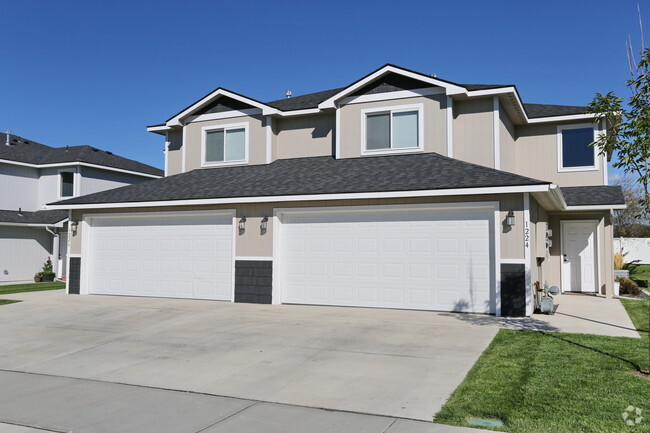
[
  {"left": 557, "top": 123, "right": 599, "bottom": 172},
  {"left": 360, "top": 103, "right": 424, "bottom": 156},
  {"left": 57, "top": 168, "right": 77, "bottom": 199},
  {"left": 201, "top": 122, "right": 249, "bottom": 167}
]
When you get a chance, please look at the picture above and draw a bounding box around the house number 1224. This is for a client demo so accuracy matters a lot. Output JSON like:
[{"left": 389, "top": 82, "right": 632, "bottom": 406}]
[{"left": 524, "top": 221, "right": 530, "bottom": 249}]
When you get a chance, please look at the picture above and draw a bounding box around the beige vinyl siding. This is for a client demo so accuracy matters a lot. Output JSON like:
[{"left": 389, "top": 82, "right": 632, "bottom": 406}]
[
  {"left": 0, "top": 162, "right": 39, "bottom": 211},
  {"left": 183, "top": 114, "right": 267, "bottom": 171},
  {"left": 453, "top": 98, "right": 494, "bottom": 168},
  {"left": 514, "top": 123, "right": 605, "bottom": 187},
  {"left": 338, "top": 94, "right": 447, "bottom": 159},
  {"left": 0, "top": 226, "right": 52, "bottom": 282},
  {"left": 79, "top": 167, "right": 150, "bottom": 196},
  {"left": 70, "top": 193, "right": 526, "bottom": 260},
  {"left": 167, "top": 129, "right": 183, "bottom": 176},
  {"left": 499, "top": 107, "right": 516, "bottom": 173},
  {"left": 275, "top": 113, "right": 334, "bottom": 160}
]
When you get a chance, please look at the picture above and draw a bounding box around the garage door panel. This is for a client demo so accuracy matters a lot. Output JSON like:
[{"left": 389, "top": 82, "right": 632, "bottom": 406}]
[
  {"left": 88, "top": 214, "right": 233, "bottom": 301},
  {"left": 281, "top": 208, "right": 494, "bottom": 313}
]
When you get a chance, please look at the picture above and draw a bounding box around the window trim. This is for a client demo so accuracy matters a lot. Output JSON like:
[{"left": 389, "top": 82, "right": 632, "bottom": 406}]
[
  {"left": 57, "top": 168, "right": 77, "bottom": 199},
  {"left": 201, "top": 122, "right": 249, "bottom": 167},
  {"left": 360, "top": 103, "right": 424, "bottom": 156},
  {"left": 557, "top": 123, "right": 599, "bottom": 172}
]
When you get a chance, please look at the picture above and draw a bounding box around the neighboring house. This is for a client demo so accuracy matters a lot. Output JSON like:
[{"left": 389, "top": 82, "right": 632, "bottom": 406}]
[
  {"left": 0, "top": 132, "right": 163, "bottom": 282},
  {"left": 48, "top": 64, "right": 625, "bottom": 317}
]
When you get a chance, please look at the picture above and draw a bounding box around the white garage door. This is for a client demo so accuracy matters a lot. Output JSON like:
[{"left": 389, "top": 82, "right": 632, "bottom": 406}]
[
  {"left": 280, "top": 206, "right": 494, "bottom": 313},
  {"left": 88, "top": 212, "right": 233, "bottom": 300}
]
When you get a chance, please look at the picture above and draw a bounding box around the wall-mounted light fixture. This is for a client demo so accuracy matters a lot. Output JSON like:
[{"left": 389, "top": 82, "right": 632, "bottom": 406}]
[
  {"left": 506, "top": 210, "right": 515, "bottom": 227},
  {"left": 70, "top": 220, "right": 79, "bottom": 234},
  {"left": 260, "top": 216, "right": 268, "bottom": 234},
  {"left": 238, "top": 217, "right": 246, "bottom": 235}
]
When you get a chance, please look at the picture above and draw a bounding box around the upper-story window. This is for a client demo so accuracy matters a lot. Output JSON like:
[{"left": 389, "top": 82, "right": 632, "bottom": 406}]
[
  {"left": 557, "top": 124, "right": 598, "bottom": 172},
  {"left": 201, "top": 122, "right": 248, "bottom": 167},
  {"left": 361, "top": 104, "right": 423, "bottom": 155},
  {"left": 59, "top": 170, "right": 75, "bottom": 198}
]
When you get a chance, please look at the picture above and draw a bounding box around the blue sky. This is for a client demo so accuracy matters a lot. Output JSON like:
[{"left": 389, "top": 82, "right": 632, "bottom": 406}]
[{"left": 1, "top": 0, "right": 646, "bottom": 180}]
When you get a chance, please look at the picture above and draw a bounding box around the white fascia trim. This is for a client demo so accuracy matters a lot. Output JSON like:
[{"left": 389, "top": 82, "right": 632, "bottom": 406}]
[
  {"left": 146, "top": 125, "right": 172, "bottom": 133},
  {"left": 318, "top": 65, "right": 466, "bottom": 109},
  {"left": 166, "top": 89, "right": 278, "bottom": 127},
  {"left": 493, "top": 97, "right": 500, "bottom": 170},
  {"left": 265, "top": 116, "right": 272, "bottom": 164},
  {"left": 45, "top": 184, "right": 552, "bottom": 210},
  {"left": 164, "top": 132, "right": 169, "bottom": 177},
  {"left": 274, "top": 108, "right": 322, "bottom": 117},
  {"left": 340, "top": 87, "right": 445, "bottom": 106},
  {"left": 465, "top": 87, "right": 598, "bottom": 125},
  {"left": 549, "top": 184, "right": 568, "bottom": 210},
  {"left": 335, "top": 106, "right": 341, "bottom": 159},
  {"left": 186, "top": 108, "right": 262, "bottom": 124},
  {"left": 446, "top": 96, "right": 453, "bottom": 157},
  {"left": 0, "top": 159, "right": 161, "bottom": 179},
  {"left": 528, "top": 113, "right": 597, "bottom": 124},
  {"left": 523, "top": 192, "right": 532, "bottom": 316},
  {"left": 235, "top": 256, "right": 273, "bottom": 261},
  {"left": 565, "top": 204, "right": 626, "bottom": 211},
  {"left": 0, "top": 220, "right": 67, "bottom": 228}
]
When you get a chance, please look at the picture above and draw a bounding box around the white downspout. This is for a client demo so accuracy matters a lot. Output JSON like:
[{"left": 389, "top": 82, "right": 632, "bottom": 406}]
[{"left": 45, "top": 227, "right": 60, "bottom": 278}]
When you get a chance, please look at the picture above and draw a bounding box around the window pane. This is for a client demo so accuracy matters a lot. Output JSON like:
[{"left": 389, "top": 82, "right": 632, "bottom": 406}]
[
  {"left": 392, "top": 111, "right": 418, "bottom": 149},
  {"left": 366, "top": 113, "right": 390, "bottom": 150},
  {"left": 61, "top": 172, "right": 74, "bottom": 197},
  {"left": 562, "top": 128, "right": 594, "bottom": 167},
  {"left": 225, "top": 128, "right": 245, "bottom": 161},
  {"left": 205, "top": 130, "right": 225, "bottom": 162}
]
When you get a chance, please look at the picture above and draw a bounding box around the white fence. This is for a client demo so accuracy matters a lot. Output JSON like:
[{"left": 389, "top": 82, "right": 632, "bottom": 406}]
[{"left": 614, "top": 238, "right": 650, "bottom": 264}]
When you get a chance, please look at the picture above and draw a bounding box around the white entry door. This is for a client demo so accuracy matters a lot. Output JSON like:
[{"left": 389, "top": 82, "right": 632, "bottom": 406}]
[
  {"left": 278, "top": 205, "right": 495, "bottom": 313},
  {"left": 561, "top": 221, "right": 598, "bottom": 292},
  {"left": 87, "top": 212, "right": 234, "bottom": 300}
]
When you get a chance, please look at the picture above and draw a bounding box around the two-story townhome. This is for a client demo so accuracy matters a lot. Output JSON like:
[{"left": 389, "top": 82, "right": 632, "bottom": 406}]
[
  {"left": 47, "top": 64, "right": 625, "bottom": 317},
  {"left": 0, "top": 132, "right": 163, "bottom": 282}
]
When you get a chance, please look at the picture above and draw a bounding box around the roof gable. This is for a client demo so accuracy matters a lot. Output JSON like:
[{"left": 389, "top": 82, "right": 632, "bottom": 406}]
[
  {"left": 165, "top": 88, "right": 278, "bottom": 126},
  {"left": 194, "top": 96, "right": 256, "bottom": 116},
  {"left": 317, "top": 64, "right": 467, "bottom": 109}
]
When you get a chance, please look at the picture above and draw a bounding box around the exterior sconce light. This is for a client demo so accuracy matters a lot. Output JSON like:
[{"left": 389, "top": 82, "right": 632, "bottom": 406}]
[
  {"left": 260, "top": 216, "right": 268, "bottom": 234},
  {"left": 70, "top": 220, "right": 79, "bottom": 234},
  {"left": 506, "top": 210, "right": 515, "bottom": 227},
  {"left": 238, "top": 217, "right": 246, "bottom": 235}
]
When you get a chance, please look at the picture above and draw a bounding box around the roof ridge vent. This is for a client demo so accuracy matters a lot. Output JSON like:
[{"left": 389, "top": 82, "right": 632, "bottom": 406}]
[{"left": 285, "top": 90, "right": 292, "bottom": 99}]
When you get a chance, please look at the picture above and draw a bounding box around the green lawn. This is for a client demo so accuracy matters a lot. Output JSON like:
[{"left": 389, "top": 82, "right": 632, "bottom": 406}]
[
  {"left": 435, "top": 301, "right": 650, "bottom": 432},
  {"left": 0, "top": 282, "right": 65, "bottom": 295},
  {"left": 629, "top": 264, "right": 650, "bottom": 281},
  {"left": 0, "top": 299, "right": 21, "bottom": 306}
]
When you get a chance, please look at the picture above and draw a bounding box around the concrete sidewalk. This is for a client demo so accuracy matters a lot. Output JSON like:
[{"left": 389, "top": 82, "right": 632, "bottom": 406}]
[{"left": 0, "top": 370, "right": 485, "bottom": 433}]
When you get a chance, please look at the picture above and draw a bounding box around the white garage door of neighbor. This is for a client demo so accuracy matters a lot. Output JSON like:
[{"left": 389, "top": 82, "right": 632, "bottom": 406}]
[
  {"left": 280, "top": 207, "right": 494, "bottom": 313},
  {"left": 88, "top": 213, "right": 233, "bottom": 300}
]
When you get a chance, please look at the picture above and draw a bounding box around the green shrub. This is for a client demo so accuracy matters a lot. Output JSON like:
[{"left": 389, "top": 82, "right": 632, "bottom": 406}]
[{"left": 617, "top": 277, "right": 641, "bottom": 296}]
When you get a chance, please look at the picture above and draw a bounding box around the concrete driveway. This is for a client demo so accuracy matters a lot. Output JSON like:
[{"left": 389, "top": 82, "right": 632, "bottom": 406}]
[{"left": 0, "top": 291, "right": 498, "bottom": 421}]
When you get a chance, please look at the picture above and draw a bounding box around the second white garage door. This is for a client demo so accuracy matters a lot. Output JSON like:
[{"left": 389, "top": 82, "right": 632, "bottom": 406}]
[
  {"left": 279, "top": 205, "right": 495, "bottom": 313},
  {"left": 87, "top": 212, "right": 233, "bottom": 300}
]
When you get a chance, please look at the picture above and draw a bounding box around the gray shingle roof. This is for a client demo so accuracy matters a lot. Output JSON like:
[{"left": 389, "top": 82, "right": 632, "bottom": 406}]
[
  {"left": 524, "top": 103, "right": 587, "bottom": 119},
  {"left": 0, "top": 209, "right": 68, "bottom": 225},
  {"left": 0, "top": 133, "right": 163, "bottom": 176},
  {"left": 49, "top": 153, "right": 549, "bottom": 206},
  {"left": 561, "top": 186, "right": 625, "bottom": 207},
  {"left": 261, "top": 86, "right": 587, "bottom": 119},
  {"left": 265, "top": 88, "right": 346, "bottom": 111}
]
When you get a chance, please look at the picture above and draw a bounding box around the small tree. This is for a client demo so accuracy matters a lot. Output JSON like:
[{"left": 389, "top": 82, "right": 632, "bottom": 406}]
[
  {"left": 587, "top": 40, "right": 650, "bottom": 374},
  {"left": 612, "top": 176, "right": 650, "bottom": 237}
]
